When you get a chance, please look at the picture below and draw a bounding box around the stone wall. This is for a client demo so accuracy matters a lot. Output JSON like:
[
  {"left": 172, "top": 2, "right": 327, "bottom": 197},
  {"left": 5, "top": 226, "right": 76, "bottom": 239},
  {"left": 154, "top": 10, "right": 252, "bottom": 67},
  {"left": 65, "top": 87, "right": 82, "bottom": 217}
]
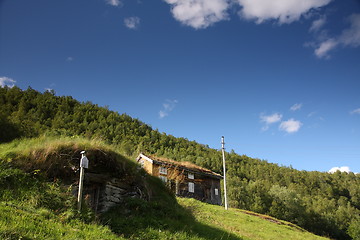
[
  {"left": 79, "top": 173, "right": 145, "bottom": 214},
  {"left": 98, "top": 179, "right": 143, "bottom": 213}
]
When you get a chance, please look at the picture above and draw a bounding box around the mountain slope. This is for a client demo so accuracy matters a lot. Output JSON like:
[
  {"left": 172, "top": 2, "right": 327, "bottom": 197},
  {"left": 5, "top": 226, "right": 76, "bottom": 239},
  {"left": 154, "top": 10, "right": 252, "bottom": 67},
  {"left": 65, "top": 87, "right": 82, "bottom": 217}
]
[{"left": 1, "top": 86, "right": 359, "bottom": 239}]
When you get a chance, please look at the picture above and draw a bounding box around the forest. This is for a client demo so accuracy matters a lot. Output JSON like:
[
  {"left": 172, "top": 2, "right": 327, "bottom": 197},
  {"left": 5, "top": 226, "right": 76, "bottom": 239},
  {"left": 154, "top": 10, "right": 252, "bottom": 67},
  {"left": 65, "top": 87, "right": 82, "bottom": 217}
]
[{"left": 0, "top": 86, "right": 359, "bottom": 240}]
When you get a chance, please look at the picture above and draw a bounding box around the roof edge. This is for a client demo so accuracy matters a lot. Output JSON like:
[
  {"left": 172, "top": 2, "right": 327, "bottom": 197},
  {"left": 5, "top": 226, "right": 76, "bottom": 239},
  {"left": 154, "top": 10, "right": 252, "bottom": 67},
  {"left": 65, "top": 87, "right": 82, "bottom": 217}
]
[{"left": 138, "top": 153, "right": 223, "bottom": 179}]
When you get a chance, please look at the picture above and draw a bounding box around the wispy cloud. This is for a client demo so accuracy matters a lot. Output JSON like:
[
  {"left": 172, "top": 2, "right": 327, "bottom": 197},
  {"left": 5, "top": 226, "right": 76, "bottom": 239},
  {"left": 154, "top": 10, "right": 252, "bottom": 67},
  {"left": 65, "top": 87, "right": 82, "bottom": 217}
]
[
  {"left": 260, "top": 113, "right": 282, "bottom": 124},
  {"left": 309, "top": 16, "right": 326, "bottom": 33},
  {"left": 307, "top": 111, "right": 317, "bottom": 117},
  {"left": 314, "top": 14, "right": 360, "bottom": 58},
  {"left": 290, "top": 103, "right": 302, "bottom": 111},
  {"left": 236, "top": 0, "right": 331, "bottom": 24},
  {"left": 164, "top": 0, "right": 229, "bottom": 29},
  {"left": 279, "top": 118, "right": 302, "bottom": 133},
  {"left": 314, "top": 38, "right": 338, "bottom": 59},
  {"left": 105, "top": 0, "right": 122, "bottom": 7},
  {"left": 260, "top": 113, "right": 282, "bottom": 131},
  {"left": 328, "top": 166, "right": 351, "bottom": 174},
  {"left": 66, "top": 56, "right": 74, "bottom": 62},
  {"left": 350, "top": 108, "right": 360, "bottom": 115},
  {"left": 159, "top": 99, "right": 178, "bottom": 119},
  {"left": 124, "top": 17, "right": 140, "bottom": 30},
  {"left": 0, "top": 76, "right": 16, "bottom": 88}
]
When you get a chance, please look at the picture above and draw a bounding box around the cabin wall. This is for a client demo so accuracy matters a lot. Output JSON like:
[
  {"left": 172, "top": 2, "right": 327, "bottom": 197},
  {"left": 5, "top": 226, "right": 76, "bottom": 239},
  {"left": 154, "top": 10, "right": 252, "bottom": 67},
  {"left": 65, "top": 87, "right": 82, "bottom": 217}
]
[
  {"left": 157, "top": 164, "right": 222, "bottom": 206},
  {"left": 138, "top": 156, "right": 222, "bottom": 206},
  {"left": 177, "top": 177, "right": 221, "bottom": 205},
  {"left": 140, "top": 157, "right": 154, "bottom": 175}
]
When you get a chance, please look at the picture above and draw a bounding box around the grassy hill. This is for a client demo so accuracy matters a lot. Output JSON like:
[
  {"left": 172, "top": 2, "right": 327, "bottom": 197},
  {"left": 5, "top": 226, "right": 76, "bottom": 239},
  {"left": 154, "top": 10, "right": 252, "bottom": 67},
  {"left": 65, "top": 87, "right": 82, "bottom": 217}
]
[
  {"left": 1, "top": 86, "right": 359, "bottom": 239},
  {"left": 0, "top": 137, "right": 329, "bottom": 240}
]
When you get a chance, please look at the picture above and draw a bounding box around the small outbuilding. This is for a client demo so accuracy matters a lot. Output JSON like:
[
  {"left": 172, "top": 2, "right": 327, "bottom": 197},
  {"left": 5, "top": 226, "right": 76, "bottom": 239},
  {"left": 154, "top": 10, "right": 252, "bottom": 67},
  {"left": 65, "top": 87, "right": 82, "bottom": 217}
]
[{"left": 136, "top": 153, "right": 222, "bottom": 205}]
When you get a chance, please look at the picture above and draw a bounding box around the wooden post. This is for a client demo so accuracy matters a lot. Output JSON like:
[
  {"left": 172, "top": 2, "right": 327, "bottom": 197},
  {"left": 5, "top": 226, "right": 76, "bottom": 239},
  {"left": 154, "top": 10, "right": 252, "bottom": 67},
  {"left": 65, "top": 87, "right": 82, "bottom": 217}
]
[
  {"left": 175, "top": 180, "right": 179, "bottom": 195},
  {"left": 77, "top": 166, "right": 85, "bottom": 211},
  {"left": 78, "top": 151, "right": 89, "bottom": 211},
  {"left": 221, "top": 136, "right": 228, "bottom": 210}
]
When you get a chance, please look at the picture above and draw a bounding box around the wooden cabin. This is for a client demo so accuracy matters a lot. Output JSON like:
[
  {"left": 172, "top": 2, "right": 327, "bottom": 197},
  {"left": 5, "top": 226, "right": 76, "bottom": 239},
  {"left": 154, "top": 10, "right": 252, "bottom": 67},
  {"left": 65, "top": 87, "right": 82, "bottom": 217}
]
[{"left": 137, "top": 153, "right": 222, "bottom": 205}]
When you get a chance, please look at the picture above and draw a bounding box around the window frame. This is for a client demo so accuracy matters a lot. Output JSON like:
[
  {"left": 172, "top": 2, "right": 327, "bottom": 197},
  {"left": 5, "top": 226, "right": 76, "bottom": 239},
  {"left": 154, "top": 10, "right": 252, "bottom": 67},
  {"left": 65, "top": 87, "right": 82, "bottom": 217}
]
[{"left": 159, "top": 166, "right": 167, "bottom": 175}]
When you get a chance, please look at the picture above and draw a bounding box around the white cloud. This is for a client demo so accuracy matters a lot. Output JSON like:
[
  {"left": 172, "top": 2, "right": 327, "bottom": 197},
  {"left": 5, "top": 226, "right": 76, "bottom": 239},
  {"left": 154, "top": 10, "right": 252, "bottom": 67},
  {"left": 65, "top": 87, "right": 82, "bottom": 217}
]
[
  {"left": 350, "top": 108, "right": 360, "bottom": 115},
  {"left": 279, "top": 118, "right": 302, "bottom": 133},
  {"left": 290, "top": 103, "right": 303, "bottom": 111},
  {"left": 260, "top": 113, "right": 282, "bottom": 131},
  {"left": 261, "top": 113, "right": 282, "bottom": 124},
  {"left": 0, "top": 76, "right": 16, "bottom": 88},
  {"left": 159, "top": 99, "right": 178, "bottom": 119},
  {"left": 314, "top": 14, "right": 360, "bottom": 58},
  {"left": 328, "top": 166, "right": 351, "bottom": 174},
  {"left": 314, "top": 38, "right": 338, "bottom": 58},
  {"left": 66, "top": 57, "right": 74, "bottom": 62},
  {"left": 159, "top": 110, "right": 168, "bottom": 119},
  {"left": 124, "top": 17, "right": 140, "bottom": 29},
  {"left": 105, "top": 0, "right": 122, "bottom": 7},
  {"left": 236, "top": 0, "right": 331, "bottom": 24},
  {"left": 164, "top": 0, "right": 230, "bottom": 29},
  {"left": 309, "top": 16, "right": 326, "bottom": 33},
  {"left": 164, "top": 0, "right": 332, "bottom": 29}
]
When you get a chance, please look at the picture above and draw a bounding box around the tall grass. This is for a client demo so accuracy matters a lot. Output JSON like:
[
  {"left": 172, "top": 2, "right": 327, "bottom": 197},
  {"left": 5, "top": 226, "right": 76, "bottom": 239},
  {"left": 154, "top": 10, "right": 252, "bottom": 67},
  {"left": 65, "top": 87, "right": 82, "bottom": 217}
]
[
  {"left": 0, "top": 135, "right": 140, "bottom": 182},
  {"left": 0, "top": 201, "right": 121, "bottom": 240}
]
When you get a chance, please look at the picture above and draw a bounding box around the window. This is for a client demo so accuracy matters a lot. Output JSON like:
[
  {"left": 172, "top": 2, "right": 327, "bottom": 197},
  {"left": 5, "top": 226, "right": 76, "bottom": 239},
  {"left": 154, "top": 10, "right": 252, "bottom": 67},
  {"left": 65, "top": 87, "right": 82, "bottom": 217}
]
[
  {"left": 188, "top": 182, "right": 194, "bottom": 193},
  {"left": 139, "top": 160, "right": 144, "bottom": 167},
  {"left": 188, "top": 173, "right": 194, "bottom": 179},
  {"left": 159, "top": 175, "right": 167, "bottom": 183},
  {"left": 159, "top": 166, "right": 167, "bottom": 175},
  {"left": 214, "top": 188, "right": 219, "bottom": 196}
]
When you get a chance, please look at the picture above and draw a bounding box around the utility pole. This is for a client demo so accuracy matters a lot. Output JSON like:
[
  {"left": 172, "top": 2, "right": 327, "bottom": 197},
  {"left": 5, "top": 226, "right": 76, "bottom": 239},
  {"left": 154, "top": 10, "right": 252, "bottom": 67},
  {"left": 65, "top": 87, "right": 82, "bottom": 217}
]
[
  {"left": 221, "top": 136, "right": 228, "bottom": 210},
  {"left": 78, "top": 150, "right": 89, "bottom": 211}
]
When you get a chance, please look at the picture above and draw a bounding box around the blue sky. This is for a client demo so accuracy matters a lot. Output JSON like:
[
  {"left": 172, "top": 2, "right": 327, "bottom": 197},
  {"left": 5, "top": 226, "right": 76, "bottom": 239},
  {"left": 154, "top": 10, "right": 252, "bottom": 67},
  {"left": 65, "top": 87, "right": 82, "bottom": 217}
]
[{"left": 1, "top": 0, "right": 360, "bottom": 173}]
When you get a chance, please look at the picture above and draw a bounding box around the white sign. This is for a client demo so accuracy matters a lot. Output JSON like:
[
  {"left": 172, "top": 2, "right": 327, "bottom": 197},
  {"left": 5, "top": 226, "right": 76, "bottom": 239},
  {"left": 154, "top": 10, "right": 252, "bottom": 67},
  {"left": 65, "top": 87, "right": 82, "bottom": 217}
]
[
  {"left": 188, "top": 182, "right": 194, "bottom": 193},
  {"left": 80, "top": 156, "right": 89, "bottom": 169}
]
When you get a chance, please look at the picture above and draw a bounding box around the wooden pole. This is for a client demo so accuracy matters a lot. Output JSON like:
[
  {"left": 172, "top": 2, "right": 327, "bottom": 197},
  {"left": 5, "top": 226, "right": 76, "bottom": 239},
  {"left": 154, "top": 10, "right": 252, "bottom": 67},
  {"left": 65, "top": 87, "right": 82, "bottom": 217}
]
[
  {"left": 78, "top": 151, "right": 88, "bottom": 211},
  {"left": 221, "top": 136, "right": 228, "bottom": 210},
  {"left": 77, "top": 165, "right": 84, "bottom": 211}
]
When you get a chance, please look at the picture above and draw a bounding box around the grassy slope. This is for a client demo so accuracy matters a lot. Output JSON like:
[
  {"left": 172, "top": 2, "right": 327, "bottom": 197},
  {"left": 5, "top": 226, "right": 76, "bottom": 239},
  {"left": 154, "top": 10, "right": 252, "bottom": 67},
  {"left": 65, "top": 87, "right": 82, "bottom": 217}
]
[
  {"left": 0, "top": 203, "right": 121, "bottom": 240},
  {"left": 178, "top": 198, "right": 328, "bottom": 240},
  {"left": 0, "top": 137, "right": 329, "bottom": 240}
]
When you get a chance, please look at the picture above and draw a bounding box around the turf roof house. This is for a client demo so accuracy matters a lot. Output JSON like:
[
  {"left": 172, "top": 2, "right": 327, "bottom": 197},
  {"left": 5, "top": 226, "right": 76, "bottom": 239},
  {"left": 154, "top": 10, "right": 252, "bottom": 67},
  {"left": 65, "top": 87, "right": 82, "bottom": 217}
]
[{"left": 137, "top": 153, "right": 222, "bottom": 205}]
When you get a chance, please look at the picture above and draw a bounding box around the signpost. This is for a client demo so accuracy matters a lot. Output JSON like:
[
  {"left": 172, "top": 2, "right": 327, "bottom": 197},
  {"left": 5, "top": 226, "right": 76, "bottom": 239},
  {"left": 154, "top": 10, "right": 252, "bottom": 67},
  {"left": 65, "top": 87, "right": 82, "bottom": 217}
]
[
  {"left": 221, "top": 136, "right": 228, "bottom": 210},
  {"left": 78, "top": 150, "right": 89, "bottom": 211}
]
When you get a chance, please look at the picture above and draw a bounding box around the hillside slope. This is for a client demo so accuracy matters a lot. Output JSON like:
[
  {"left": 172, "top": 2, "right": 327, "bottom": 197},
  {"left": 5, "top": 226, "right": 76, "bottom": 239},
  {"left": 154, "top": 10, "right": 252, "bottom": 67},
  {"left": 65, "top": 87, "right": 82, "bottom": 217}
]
[
  {"left": 1, "top": 86, "right": 360, "bottom": 239},
  {"left": 0, "top": 137, "right": 328, "bottom": 240},
  {"left": 177, "top": 198, "right": 328, "bottom": 240}
]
